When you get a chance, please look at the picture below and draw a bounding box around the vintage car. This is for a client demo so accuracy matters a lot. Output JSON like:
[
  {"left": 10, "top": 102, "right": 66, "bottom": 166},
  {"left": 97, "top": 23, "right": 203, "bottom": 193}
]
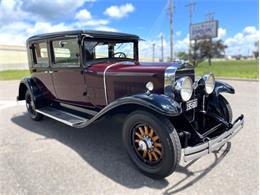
[{"left": 17, "top": 30, "right": 244, "bottom": 179}]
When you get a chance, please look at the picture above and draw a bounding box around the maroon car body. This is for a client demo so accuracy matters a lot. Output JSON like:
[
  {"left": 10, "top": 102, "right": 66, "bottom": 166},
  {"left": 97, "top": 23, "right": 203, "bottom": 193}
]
[{"left": 17, "top": 30, "right": 244, "bottom": 179}]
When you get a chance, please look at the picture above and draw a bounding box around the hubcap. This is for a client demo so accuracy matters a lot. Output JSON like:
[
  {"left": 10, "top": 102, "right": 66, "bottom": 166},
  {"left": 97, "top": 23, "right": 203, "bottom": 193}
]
[{"left": 132, "top": 124, "right": 163, "bottom": 165}]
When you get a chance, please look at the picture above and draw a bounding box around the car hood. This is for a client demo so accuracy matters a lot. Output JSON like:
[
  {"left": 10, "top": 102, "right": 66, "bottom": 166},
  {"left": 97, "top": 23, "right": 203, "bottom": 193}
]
[{"left": 88, "top": 60, "right": 193, "bottom": 74}]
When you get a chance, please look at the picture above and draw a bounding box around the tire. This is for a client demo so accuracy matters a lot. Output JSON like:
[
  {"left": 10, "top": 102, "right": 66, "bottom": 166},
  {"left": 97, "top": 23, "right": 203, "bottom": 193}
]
[
  {"left": 218, "top": 95, "right": 233, "bottom": 123},
  {"left": 122, "top": 110, "right": 181, "bottom": 179},
  {"left": 25, "top": 90, "right": 43, "bottom": 121},
  {"left": 208, "top": 94, "right": 233, "bottom": 123}
]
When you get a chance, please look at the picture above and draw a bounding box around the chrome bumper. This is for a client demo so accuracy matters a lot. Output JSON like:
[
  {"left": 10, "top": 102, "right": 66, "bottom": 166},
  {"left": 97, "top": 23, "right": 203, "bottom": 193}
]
[{"left": 183, "top": 115, "right": 244, "bottom": 162}]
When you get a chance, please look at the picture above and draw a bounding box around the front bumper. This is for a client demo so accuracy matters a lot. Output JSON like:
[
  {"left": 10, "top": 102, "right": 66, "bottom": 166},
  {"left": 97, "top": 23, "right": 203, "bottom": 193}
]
[{"left": 183, "top": 114, "right": 244, "bottom": 162}]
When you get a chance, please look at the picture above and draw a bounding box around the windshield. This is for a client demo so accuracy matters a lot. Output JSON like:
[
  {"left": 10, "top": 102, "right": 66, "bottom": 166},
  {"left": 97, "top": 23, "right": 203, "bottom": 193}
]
[{"left": 84, "top": 40, "right": 135, "bottom": 62}]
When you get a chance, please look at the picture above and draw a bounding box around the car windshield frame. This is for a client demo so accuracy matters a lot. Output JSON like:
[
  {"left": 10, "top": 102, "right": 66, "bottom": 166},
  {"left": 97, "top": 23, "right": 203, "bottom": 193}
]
[{"left": 83, "top": 38, "right": 139, "bottom": 66}]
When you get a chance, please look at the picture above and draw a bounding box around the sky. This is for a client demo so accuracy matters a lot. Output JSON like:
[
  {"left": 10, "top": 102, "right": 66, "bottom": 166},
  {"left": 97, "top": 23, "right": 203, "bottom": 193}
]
[{"left": 0, "top": 0, "right": 259, "bottom": 58}]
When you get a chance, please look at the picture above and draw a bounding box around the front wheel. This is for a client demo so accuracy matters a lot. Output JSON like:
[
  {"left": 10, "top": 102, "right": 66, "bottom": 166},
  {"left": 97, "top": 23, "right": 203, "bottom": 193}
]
[
  {"left": 25, "top": 90, "right": 43, "bottom": 121},
  {"left": 122, "top": 110, "right": 181, "bottom": 179}
]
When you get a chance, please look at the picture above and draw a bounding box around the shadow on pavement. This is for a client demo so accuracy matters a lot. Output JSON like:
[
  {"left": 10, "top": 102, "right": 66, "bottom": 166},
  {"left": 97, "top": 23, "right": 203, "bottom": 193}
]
[
  {"left": 11, "top": 112, "right": 231, "bottom": 191},
  {"left": 164, "top": 142, "right": 231, "bottom": 194}
]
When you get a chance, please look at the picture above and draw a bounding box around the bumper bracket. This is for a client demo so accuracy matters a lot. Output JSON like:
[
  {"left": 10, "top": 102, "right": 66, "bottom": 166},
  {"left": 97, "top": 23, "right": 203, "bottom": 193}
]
[{"left": 183, "top": 114, "right": 244, "bottom": 162}]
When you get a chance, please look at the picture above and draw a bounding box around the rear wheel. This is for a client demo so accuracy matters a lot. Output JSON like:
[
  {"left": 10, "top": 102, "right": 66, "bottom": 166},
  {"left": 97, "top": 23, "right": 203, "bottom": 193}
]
[
  {"left": 122, "top": 110, "right": 181, "bottom": 179},
  {"left": 25, "top": 90, "right": 43, "bottom": 121}
]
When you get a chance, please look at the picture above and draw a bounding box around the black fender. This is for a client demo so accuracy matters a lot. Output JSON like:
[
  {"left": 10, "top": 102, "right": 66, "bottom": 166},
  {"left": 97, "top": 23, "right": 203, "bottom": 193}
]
[
  {"left": 17, "top": 77, "right": 46, "bottom": 108},
  {"left": 213, "top": 80, "right": 235, "bottom": 96},
  {"left": 75, "top": 93, "right": 182, "bottom": 128}
]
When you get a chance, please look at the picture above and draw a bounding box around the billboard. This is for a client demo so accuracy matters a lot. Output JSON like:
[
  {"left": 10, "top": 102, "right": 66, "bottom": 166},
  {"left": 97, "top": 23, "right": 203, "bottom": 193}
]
[{"left": 190, "top": 20, "right": 218, "bottom": 40}]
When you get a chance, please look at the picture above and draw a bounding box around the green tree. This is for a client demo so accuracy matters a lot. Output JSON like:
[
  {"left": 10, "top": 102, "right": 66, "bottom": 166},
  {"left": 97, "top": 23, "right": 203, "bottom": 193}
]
[
  {"left": 253, "top": 41, "right": 259, "bottom": 59},
  {"left": 177, "top": 51, "right": 189, "bottom": 61},
  {"left": 191, "top": 39, "right": 227, "bottom": 66}
]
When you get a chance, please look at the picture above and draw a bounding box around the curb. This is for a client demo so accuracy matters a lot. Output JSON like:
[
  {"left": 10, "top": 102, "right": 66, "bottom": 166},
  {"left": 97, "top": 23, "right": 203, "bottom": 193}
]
[
  {"left": 195, "top": 77, "right": 259, "bottom": 82},
  {"left": 215, "top": 77, "right": 259, "bottom": 82}
]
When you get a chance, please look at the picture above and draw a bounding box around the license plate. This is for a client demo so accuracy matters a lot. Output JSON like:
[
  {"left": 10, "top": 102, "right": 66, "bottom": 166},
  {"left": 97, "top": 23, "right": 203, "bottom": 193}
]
[{"left": 186, "top": 99, "right": 198, "bottom": 111}]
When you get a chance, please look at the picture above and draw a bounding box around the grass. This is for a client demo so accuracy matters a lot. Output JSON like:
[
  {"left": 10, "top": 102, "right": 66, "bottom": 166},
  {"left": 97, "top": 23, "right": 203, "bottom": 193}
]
[
  {"left": 196, "top": 59, "right": 259, "bottom": 79},
  {"left": 0, "top": 60, "right": 258, "bottom": 80},
  {"left": 0, "top": 70, "right": 30, "bottom": 80}
]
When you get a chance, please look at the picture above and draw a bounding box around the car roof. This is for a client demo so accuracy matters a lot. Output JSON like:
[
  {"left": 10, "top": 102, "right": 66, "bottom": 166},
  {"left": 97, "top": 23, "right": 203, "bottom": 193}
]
[{"left": 27, "top": 30, "right": 140, "bottom": 42}]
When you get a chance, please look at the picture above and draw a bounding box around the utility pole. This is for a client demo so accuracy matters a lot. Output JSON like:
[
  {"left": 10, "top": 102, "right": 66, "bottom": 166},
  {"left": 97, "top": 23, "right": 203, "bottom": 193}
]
[
  {"left": 152, "top": 43, "right": 155, "bottom": 62},
  {"left": 205, "top": 12, "right": 214, "bottom": 65},
  {"left": 205, "top": 12, "right": 215, "bottom": 21},
  {"left": 160, "top": 33, "right": 164, "bottom": 62},
  {"left": 186, "top": 0, "right": 196, "bottom": 62},
  {"left": 168, "top": 0, "right": 175, "bottom": 61}
]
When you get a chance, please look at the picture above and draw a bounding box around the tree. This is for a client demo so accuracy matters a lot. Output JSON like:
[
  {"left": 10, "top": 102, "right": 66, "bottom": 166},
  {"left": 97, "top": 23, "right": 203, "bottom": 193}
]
[
  {"left": 191, "top": 38, "right": 227, "bottom": 66},
  {"left": 177, "top": 51, "right": 189, "bottom": 61},
  {"left": 253, "top": 41, "right": 259, "bottom": 59}
]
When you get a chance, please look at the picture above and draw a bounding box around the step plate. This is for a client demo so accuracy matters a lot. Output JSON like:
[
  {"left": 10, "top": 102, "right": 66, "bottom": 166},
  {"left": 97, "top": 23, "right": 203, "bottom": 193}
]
[{"left": 36, "top": 107, "right": 88, "bottom": 127}]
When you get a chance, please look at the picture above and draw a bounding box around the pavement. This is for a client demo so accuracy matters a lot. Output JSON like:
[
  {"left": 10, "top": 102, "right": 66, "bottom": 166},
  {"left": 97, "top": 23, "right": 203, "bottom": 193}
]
[{"left": 0, "top": 80, "right": 258, "bottom": 195}]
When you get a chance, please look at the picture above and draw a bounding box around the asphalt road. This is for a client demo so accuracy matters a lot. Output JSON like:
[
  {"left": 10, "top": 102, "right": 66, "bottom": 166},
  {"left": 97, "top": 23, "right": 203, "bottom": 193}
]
[{"left": 0, "top": 80, "right": 258, "bottom": 195}]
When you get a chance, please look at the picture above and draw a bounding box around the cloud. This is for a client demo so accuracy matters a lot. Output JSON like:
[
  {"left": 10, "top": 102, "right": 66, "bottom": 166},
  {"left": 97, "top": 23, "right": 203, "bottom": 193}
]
[
  {"left": 21, "top": 0, "right": 88, "bottom": 20},
  {"left": 0, "top": 0, "right": 120, "bottom": 45},
  {"left": 26, "top": 22, "right": 71, "bottom": 35},
  {"left": 217, "top": 28, "right": 227, "bottom": 39},
  {"left": 0, "top": 0, "right": 28, "bottom": 25},
  {"left": 74, "top": 9, "right": 109, "bottom": 27},
  {"left": 176, "top": 31, "right": 182, "bottom": 36},
  {"left": 94, "top": 26, "right": 118, "bottom": 32},
  {"left": 104, "top": 3, "right": 135, "bottom": 19},
  {"left": 174, "top": 34, "right": 189, "bottom": 52},
  {"left": 75, "top": 9, "right": 92, "bottom": 21},
  {"left": 224, "top": 26, "right": 259, "bottom": 55},
  {"left": 243, "top": 26, "right": 257, "bottom": 34}
]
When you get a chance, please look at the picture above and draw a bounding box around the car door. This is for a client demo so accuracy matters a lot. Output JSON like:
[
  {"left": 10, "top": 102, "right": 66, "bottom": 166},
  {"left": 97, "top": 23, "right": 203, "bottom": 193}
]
[
  {"left": 50, "top": 37, "right": 89, "bottom": 106},
  {"left": 30, "top": 41, "right": 56, "bottom": 99}
]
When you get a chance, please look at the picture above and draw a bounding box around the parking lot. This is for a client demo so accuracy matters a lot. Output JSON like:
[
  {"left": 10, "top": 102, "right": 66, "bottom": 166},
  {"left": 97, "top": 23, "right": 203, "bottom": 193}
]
[{"left": 0, "top": 80, "right": 258, "bottom": 195}]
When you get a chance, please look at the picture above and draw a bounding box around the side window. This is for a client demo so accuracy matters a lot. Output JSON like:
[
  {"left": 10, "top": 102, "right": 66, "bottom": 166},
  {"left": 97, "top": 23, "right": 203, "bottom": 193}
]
[
  {"left": 52, "top": 39, "right": 80, "bottom": 67},
  {"left": 33, "top": 42, "right": 49, "bottom": 67}
]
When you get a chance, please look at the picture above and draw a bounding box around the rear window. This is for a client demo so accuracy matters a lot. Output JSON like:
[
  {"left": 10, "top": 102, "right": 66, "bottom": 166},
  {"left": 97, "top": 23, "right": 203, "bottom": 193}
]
[
  {"left": 52, "top": 39, "right": 80, "bottom": 67},
  {"left": 33, "top": 42, "right": 49, "bottom": 67}
]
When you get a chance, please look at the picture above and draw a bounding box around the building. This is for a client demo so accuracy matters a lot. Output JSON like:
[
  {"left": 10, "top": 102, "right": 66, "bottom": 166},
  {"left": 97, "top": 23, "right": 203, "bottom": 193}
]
[{"left": 0, "top": 45, "right": 28, "bottom": 71}]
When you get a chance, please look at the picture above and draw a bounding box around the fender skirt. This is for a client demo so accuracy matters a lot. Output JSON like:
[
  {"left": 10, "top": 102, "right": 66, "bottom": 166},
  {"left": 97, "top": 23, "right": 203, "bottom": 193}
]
[
  {"left": 214, "top": 80, "right": 235, "bottom": 96},
  {"left": 75, "top": 93, "right": 182, "bottom": 128}
]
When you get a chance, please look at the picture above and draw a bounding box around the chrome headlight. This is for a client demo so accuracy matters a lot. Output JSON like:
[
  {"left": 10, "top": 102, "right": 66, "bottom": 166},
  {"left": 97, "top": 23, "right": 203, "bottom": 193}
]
[
  {"left": 175, "top": 76, "right": 193, "bottom": 101},
  {"left": 203, "top": 73, "right": 215, "bottom": 94}
]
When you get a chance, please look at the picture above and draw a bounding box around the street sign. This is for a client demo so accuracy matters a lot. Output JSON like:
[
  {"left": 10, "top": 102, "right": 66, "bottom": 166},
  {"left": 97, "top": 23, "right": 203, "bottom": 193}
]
[{"left": 190, "top": 20, "right": 218, "bottom": 40}]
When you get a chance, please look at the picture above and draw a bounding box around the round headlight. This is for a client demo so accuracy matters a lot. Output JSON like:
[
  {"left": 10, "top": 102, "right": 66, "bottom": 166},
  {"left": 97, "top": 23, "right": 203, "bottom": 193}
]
[
  {"left": 203, "top": 73, "right": 215, "bottom": 94},
  {"left": 175, "top": 77, "right": 193, "bottom": 101}
]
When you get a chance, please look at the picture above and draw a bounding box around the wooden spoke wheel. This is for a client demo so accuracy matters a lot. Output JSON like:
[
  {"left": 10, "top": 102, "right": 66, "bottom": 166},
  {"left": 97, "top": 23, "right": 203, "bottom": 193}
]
[
  {"left": 123, "top": 110, "right": 181, "bottom": 179},
  {"left": 132, "top": 124, "right": 163, "bottom": 165}
]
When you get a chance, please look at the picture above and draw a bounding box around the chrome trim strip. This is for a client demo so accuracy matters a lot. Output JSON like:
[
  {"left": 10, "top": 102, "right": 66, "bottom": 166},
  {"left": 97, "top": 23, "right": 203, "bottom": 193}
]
[
  {"left": 164, "top": 65, "right": 177, "bottom": 93},
  {"left": 103, "top": 61, "right": 130, "bottom": 105},
  {"left": 105, "top": 72, "right": 155, "bottom": 77},
  {"left": 183, "top": 115, "right": 244, "bottom": 162}
]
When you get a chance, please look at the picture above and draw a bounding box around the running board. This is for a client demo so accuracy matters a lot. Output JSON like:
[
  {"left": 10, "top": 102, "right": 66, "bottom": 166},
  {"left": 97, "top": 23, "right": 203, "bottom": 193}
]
[{"left": 36, "top": 107, "right": 89, "bottom": 127}]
